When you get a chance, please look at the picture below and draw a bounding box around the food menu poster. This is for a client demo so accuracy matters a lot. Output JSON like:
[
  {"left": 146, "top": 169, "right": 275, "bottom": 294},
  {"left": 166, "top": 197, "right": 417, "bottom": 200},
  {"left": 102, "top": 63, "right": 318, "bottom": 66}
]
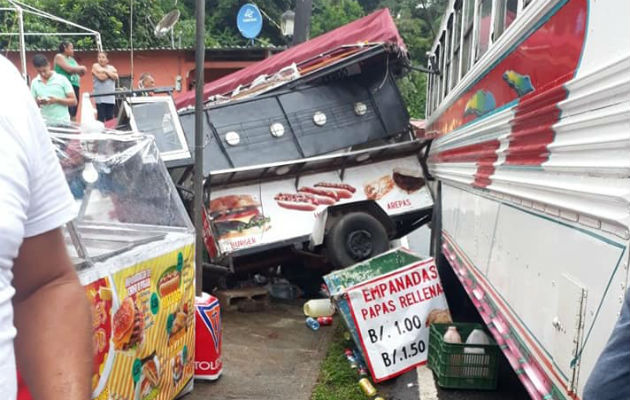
[
  {"left": 345, "top": 258, "right": 450, "bottom": 382},
  {"left": 86, "top": 244, "right": 195, "bottom": 400},
  {"left": 208, "top": 155, "right": 433, "bottom": 254}
]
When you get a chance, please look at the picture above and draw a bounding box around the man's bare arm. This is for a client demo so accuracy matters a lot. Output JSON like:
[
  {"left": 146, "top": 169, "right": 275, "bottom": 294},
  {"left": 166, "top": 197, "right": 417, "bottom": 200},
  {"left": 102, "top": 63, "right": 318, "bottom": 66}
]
[
  {"left": 48, "top": 89, "right": 77, "bottom": 107},
  {"left": 13, "top": 228, "right": 92, "bottom": 400},
  {"left": 105, "top": 66, "right": 118, "bottom": 81},
  {"left": 92, "top": 63, "right": 109, "bottom": 81}
]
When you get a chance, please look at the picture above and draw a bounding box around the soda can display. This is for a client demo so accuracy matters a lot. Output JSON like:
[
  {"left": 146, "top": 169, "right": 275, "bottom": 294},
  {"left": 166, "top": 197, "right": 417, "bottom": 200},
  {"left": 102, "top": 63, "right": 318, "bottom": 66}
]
[
  {"left": 358, "top": 377, "right": 377, "bottom": 396},
  {"left": 317, "top": 316, "right": 333, "bottom": 326},
  {"left": 194, "top": 292, "right": 223, "bottom": 380}
]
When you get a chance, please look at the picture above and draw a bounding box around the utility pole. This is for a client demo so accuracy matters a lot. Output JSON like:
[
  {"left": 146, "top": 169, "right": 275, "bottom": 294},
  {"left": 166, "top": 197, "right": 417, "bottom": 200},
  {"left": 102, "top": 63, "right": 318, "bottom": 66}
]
[
  {"left": 292, "top": 0, "right": 312, "bottom": 46},
  {"left": 194, "top": 0, "right": 205, "bottom": 296}
]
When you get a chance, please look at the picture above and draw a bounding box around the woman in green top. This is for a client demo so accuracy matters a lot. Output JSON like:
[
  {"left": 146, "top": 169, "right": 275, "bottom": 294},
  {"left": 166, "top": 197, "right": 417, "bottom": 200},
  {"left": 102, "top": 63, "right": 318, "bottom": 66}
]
[{"left": 54, "top": 41, "right": 87, "bottom": 119}]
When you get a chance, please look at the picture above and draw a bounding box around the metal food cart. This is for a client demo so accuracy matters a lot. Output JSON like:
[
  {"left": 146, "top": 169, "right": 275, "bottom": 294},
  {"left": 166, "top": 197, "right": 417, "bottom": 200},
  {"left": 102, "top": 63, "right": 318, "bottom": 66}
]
[{"left": 52, "top": 125, "right": 196, "bottom": 400}]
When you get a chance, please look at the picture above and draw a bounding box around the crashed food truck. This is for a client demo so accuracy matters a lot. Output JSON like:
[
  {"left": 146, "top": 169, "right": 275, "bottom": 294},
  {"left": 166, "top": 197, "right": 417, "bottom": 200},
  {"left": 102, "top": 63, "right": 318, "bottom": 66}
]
[
  {"left": 117, "top": 10, "right": 434, "bottom": 275},
  {"left": 424, "top": 0, "right": 629, "bottom": 399}
]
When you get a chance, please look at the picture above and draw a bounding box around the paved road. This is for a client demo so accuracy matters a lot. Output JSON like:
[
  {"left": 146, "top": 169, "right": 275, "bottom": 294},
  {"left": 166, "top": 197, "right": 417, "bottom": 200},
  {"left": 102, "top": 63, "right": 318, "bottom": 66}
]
[{"left": 187, "top": 300, "right": 335, "bottom": 400}]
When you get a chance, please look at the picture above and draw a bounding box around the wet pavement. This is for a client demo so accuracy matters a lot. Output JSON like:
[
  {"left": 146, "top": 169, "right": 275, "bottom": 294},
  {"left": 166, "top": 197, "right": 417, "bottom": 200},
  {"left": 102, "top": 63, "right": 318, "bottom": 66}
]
[{"left": 185, "top": 299, "right": 335, "bottom": 400}]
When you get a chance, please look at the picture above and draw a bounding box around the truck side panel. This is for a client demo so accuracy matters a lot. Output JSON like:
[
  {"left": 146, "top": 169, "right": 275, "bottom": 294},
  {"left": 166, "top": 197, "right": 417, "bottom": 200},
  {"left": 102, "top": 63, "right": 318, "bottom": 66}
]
[{"left": 209, "top": 155, "right": 433, "bottom": 256}]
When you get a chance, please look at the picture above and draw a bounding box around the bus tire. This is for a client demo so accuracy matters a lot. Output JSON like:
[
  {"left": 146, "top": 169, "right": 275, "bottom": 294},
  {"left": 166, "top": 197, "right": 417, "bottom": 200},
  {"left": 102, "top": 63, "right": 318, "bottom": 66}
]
[{"left": 326, "top": 212, "right": 389, "bottom": 268}]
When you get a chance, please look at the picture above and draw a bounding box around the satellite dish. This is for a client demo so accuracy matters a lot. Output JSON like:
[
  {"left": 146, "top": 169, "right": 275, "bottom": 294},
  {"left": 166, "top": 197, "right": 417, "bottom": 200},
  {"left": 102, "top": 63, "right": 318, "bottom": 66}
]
[
  {"left": 155, "top": 9, "right": 180, "bottom": 38},
  {"left": 237, "top": 3, "right": 263, "bottom": 40}
]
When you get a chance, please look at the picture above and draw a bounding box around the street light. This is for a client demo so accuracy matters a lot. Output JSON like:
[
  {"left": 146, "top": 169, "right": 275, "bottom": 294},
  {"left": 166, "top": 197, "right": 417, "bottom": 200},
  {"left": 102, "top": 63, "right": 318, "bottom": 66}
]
[{"left": 280, "top": 10, "right": 295, "bottom": 37}]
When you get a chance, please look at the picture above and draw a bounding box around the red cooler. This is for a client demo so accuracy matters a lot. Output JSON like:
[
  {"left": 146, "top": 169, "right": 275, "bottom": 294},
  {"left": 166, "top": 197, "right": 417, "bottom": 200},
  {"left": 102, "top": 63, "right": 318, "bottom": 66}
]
[{"left": 194, "top": 292, "right": 223, "bottom": 380}]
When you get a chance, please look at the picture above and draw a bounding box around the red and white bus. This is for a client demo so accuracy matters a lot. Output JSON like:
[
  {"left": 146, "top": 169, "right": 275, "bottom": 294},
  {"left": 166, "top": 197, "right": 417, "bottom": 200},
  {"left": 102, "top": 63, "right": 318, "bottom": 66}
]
[{"left": 425, "top": 0, "right": 629, "bottom": 399}]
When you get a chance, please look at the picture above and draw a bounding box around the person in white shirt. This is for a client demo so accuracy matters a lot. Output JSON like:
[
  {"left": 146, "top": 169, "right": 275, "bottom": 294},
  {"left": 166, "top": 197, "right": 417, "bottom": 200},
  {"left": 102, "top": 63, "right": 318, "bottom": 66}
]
[{"left": 0, "top": 55, "right": 91, "bottom": 399}]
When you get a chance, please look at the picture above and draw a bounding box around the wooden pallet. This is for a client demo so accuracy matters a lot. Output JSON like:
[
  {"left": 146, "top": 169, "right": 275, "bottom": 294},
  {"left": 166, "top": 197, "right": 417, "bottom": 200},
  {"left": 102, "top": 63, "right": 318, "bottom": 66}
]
[{"left": 215, "top": 287, "right": 269, "bottom": 312}]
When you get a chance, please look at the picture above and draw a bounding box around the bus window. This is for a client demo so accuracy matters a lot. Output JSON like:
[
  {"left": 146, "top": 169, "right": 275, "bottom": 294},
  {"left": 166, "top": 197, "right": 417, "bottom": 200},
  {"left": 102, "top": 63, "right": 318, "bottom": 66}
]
[
  {"left": 475, "top": 0, "right": 493, "bottom": 61},
  {"left": 427, "top": 70, "right": 435, "bottom": 114},
  {"left": 444, "top": 16, "right": 452, "bottom": 96},
  {"left": 438, "top": 35, "right": 445, "bottom": 100},
  {"left": 461, "top": 0, "right": 474, "bottom": 76},
  {"left": 433, "top": 46, "right": 441, "bottom": 110},
  {"left": 495, "top": 0, "right": 518, "bottom": 38},
  {"left": 451, "top": 1, "right": 462, "bottom": 88}
]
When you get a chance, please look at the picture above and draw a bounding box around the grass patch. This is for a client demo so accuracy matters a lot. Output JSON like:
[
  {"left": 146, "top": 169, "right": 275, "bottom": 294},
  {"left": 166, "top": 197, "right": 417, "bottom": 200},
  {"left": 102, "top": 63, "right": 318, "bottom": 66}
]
[{"left": 311, "top": 324, "right": 367, "bottom": 400}]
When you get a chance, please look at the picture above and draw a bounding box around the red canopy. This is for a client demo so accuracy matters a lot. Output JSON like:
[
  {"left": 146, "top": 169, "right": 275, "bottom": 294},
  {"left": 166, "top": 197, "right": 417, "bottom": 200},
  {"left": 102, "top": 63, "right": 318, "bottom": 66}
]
[{"left": 175, "top": 9, "right": 404, "bottom": 109}]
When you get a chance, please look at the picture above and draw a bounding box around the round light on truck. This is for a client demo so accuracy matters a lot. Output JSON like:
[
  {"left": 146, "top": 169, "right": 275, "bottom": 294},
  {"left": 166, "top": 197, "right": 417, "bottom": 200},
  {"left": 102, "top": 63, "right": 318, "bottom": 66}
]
[
  {"left": 225, "top": 131, "right": 241, "bottom": 146},
  {"left": 354, "top": 102, "right": 367, "bottom": 116},
  {"left": 270, "top": 122, "right": 285, "bottom": 138},
  {"left": 313, "top": 111, "right": 327, "bottom": 126}
]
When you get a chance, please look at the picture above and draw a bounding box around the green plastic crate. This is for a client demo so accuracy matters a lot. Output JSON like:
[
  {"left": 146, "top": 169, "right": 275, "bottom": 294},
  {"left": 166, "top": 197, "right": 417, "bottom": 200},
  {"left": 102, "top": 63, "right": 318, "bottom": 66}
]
[{"left": 427, "top": 323, "right": 499, "bottom": 390}]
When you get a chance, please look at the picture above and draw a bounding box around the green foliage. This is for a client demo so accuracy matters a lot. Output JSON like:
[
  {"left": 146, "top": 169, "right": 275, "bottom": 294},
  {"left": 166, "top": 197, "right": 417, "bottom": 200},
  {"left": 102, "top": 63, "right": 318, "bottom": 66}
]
[
  {"left": 0, "top": 0, "right": 446, "bottom": 116},
  {"left": 311, "top": 325, "right": 366, "bottom": 400},
  {"left": 359, "top": 0, "right": 447, "bottom": 118},
  {"left": 310, "top": 0, "right": 364, "bottom": 38},
  {"left": 397, "top": 71, "right": 427, "bottom": 119}
]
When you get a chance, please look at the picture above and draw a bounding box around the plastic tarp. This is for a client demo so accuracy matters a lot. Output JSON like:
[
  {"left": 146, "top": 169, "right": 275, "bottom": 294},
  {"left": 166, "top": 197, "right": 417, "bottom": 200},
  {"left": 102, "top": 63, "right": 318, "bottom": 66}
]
[
  {"left": 174, "top": 9, "right": 404, "bottom": 109},
  {"left": 50, "top": 125, "right": 193, "bottom": 232}
]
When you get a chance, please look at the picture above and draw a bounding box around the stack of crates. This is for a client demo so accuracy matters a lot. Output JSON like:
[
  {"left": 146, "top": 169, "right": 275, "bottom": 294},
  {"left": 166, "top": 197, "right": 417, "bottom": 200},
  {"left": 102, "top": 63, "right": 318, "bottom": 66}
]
[{"left": 428, "top": 323, "right": 499, "bottom": 390}]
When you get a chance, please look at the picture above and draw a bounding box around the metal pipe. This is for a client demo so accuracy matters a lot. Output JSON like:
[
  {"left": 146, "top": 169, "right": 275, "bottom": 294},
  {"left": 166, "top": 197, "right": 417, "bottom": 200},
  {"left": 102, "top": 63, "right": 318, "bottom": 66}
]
[
  {"left": 96, "top": 33, "right": 103, "bottom": 52},
  {"left": 9, "top": 0, "right": 101, "bottom": 36},
  {"left": 130, "top": 0, "right": 134, "bottom": 81},
  {"left": 16, "top": 6, "right": 26, "bottom": 80},
  {"left": 0, "top": 32, "right": 96, "bottom": 36},
  {"left": 193, "top": 0, "right": 205, "bottom": 297}
]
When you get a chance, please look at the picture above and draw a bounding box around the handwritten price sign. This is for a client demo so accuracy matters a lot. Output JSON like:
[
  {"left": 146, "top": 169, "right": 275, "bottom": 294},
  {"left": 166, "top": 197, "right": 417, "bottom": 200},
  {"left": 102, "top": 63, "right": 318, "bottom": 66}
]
[{"left": 346, "top": 258, "right": 449, "bottom": 382}]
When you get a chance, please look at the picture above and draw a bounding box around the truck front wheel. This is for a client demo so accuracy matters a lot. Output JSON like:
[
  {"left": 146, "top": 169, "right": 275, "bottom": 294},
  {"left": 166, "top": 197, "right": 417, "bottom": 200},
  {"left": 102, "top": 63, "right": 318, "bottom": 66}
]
[{"left": 326, "top": 212, "right": 389, "bottom": 267}]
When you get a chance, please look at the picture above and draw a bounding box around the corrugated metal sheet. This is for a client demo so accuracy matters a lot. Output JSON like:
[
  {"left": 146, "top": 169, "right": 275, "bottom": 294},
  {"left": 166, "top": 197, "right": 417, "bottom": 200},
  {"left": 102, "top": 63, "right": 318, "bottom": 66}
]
[{"left": 429, "top": 55, "right": 630, "bottom": 239}]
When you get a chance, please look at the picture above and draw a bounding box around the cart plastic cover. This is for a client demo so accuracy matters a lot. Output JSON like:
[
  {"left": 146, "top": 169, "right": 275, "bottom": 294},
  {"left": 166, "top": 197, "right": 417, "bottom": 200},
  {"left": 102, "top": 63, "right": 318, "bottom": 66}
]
[{"left": 49, "top": 124, "right": 193, "bottom": 231}]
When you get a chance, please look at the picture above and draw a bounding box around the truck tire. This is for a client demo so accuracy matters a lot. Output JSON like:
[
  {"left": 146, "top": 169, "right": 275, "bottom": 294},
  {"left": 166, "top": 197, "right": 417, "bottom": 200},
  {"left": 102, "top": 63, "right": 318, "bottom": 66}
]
[{"left": 326, "top": 212, "right": 389, "bottom": 267}]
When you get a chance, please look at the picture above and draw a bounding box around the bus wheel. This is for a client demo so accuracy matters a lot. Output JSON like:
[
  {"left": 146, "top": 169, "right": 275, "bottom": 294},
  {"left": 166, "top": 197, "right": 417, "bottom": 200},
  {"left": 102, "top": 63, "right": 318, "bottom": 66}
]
[{"left": 326, "top": 212, "right": 388, "bottom": 267}]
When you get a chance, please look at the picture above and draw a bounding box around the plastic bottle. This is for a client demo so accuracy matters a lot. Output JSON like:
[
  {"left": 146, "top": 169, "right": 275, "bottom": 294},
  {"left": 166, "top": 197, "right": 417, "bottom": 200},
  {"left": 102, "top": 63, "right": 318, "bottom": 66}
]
[
  {"left": 358, "top": 378, "right": 377, "bottom": 396},
  {"left": 305, "top": 317, "right": 320, "bottom": 331},
  {"left": 443, "top": 326, "right": 462, "bottom": 344},
  {"left": 464, "top": 328, "right": 490, "bottom": 354},
  {"left": 303, "top": 299, "right": 335, "bottom": 317}
]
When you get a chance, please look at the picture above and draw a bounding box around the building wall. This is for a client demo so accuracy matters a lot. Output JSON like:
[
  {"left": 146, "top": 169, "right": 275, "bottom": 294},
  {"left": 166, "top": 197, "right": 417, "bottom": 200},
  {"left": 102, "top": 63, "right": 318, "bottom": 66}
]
[{"left": 6, "top": 49, "right": 259, "bottom": 117}]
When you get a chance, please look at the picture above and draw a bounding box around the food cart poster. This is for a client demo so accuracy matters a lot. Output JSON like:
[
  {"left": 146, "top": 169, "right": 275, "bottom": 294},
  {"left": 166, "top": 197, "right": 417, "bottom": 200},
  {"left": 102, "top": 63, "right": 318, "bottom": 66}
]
[
  {"left": 86, "top": 243, "right": 195, "bottom": 400},
  {"left": 209, "top": 155, "right": 433, "bottom": 255},
  {"left": 345, "top": 258, "right": 449, "bottom": 382}
]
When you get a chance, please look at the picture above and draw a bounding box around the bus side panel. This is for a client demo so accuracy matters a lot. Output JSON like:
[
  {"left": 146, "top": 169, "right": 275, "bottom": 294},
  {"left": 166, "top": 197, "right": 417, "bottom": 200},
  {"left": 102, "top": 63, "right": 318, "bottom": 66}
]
[{"left": 441, "top": 184, "right": 628, "bottom": 398}]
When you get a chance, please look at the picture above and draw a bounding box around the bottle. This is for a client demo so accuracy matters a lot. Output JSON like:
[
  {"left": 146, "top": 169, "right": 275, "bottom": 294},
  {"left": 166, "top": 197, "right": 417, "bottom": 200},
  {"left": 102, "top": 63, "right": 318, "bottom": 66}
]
[
  {"left": 305, "top": 317, "right": 320, "bottom": 331},
  {"left": 443, "top": 326, "right": 462, "bottom": 344},
  {"left": 358, "top": 378, "right": 377, "bottom": 396},
  {"left": 464, "top": 328, "right": 490, "bottom": 354},
  {"left": 303, "top": 299, "right": 335, "bottom": 317},
  {"left": 358, "top": 367, "right": 368, "bottom": 377}
]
